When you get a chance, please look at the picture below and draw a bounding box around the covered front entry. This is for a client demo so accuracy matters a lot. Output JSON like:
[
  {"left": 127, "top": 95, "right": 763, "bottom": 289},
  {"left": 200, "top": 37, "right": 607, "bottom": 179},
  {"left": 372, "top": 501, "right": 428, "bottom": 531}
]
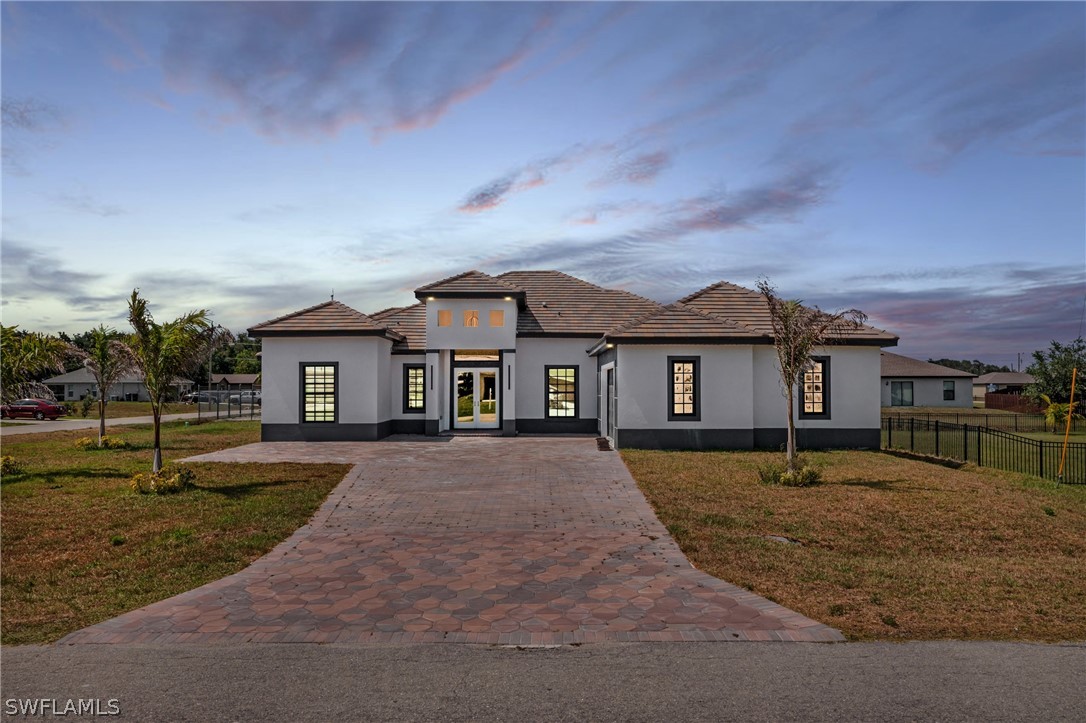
[{"left": 454, "top": 367, "right": 499, "bottom": 429}]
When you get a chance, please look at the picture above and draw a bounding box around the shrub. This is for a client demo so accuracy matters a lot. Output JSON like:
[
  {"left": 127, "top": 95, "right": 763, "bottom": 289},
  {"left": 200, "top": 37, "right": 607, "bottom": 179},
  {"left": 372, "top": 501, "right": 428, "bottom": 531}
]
[
  {"left": 130, "top": 465, "right": 196, "bottom": 495},
  {"left": 2, "top": 455, "right": 24, "bottom": 475},
  {"left": 79, "top": 395, "right": 96, "bottom": 419},
  {"left": 758, "top": 461, "right": 822, "bottom": 487},
  {"left": 76, "top": 436, "right": 129, "bottom": 450}
]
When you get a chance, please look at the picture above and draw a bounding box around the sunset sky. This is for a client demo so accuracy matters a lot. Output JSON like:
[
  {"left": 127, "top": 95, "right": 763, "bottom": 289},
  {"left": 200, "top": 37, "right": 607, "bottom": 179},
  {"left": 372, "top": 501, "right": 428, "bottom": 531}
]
[{"left": 2, "top": 1, "right": 1083, "bottom": 366}]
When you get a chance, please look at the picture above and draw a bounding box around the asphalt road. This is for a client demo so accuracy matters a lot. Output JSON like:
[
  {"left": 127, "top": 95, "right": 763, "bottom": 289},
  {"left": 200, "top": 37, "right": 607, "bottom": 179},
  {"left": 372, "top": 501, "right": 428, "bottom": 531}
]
[
  {"left": 0, "top": 410, "right": 250, "bottom": 436},
  {"left": 2, "top": 641, "right": 1083, "bottom": 721}
]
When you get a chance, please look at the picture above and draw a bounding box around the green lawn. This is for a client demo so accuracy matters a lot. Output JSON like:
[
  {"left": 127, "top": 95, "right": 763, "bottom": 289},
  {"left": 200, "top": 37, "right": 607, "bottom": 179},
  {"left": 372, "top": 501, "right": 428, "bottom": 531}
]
[
  {"left": 623, "top": 449, "right": 1086, "bottom": 642},
  {"left": 1, "top": 420, "right": 350, "bottom": 645}
]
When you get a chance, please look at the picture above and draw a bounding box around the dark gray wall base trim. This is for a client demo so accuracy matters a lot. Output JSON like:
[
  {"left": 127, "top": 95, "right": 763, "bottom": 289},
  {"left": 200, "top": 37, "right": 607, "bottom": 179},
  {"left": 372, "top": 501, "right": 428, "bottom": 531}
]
[
  {"left": 752, "top": 427, "right": 880, "bottom": 450},
  {"left": 502, "top": 419, "right": 517, "bottom": 437},
  {"left": 262, "top": 422, "right": 392, "bottom": 442},
  {"left": 392, "top": 419, "right": 426, "bottom": 435},
  {"left": 617, "top": 427, "right": 880, "bottom": 450},
  {"left": 516, "top": 418, "right": 598, "bottom": 434},
  {"left": 616, "top": 428, "right": 753, "bottom": 450},
  {"left": 425, "top": 419, "right": 440, "bottom": 436}
]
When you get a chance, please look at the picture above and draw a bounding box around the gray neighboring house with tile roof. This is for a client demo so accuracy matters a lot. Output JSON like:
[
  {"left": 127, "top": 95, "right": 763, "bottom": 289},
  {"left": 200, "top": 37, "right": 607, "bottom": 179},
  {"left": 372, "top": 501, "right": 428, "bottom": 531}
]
[
  {"left": 249, "top": 270, "right": 898, "bottom": 450},
  {"left": 879, "top": 352, "right": 974, "bottom": 408}
]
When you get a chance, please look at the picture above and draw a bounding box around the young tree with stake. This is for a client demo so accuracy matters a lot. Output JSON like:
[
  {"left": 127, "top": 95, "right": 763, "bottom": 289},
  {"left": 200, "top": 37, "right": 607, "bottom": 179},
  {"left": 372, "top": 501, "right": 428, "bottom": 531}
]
[{"left": 757, "top": 279, "right": 867, "bottom": 472}]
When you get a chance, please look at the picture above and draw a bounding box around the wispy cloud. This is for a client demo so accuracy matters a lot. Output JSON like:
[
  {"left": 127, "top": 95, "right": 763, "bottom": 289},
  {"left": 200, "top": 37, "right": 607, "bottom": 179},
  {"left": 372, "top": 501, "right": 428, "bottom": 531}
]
[
  {"left": 810, "top": 265, "right": 1086, "bottom": 361},
  {"left": 136, "top": 3, "right": 571, "bottom": 140},
  {"left": 594, "top": 150, "right": 671, "bottom": 186},
  {"left": 1, "top": 95, "right": 67, "bottom": 174},
  {"left": 53, "top": 191, "right": 125, "bottom": 217},
  {"left": 1, "top": 238, "right": 108, "bottom": 313},
  {"left": 458, "top": 142, "right": 605, "bottom": 213}
]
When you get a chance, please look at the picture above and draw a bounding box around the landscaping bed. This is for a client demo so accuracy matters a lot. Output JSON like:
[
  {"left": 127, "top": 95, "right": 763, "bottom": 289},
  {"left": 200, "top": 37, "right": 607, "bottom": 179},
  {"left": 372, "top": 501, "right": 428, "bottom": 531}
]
[
  {"left": 622, "top": 449, "right": 1086, "bottom": 642},
  {"left": 1, "top": 420, "right": 350, "bottom": 644}
]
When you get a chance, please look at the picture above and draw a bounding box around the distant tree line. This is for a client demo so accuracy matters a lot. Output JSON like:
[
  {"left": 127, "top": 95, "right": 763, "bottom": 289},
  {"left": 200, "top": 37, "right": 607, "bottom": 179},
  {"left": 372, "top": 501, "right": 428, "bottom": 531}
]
[
  {"left": 57, "top": 329, "right": 260, "bottom": 379},
  {"left": 927, "top": 359, "right": 1013, "bottom": 376}
]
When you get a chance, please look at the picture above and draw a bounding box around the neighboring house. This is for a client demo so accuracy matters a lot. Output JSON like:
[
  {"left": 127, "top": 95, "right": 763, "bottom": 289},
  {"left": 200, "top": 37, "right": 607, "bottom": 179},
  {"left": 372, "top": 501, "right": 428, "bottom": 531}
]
[
  {"left": 879, "top": 352, "right": 974, "bottom": 408},
  {"left": 43, "top": 368, "right": 194, "bottom": 402},
  {"left": 210, "top": 373, "right": 261, "bottom": 391},
  {"left": 973, "top": 371, "right": 1036, "bottom": 406},
  {"left": 248, "top": 270, "right": 898, "bottom": 450}
]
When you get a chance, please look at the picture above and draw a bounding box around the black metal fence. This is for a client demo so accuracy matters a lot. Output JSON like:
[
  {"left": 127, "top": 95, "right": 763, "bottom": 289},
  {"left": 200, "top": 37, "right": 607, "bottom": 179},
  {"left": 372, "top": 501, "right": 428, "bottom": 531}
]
[
  {"left": 882, "top": 417, "right": 1085, "bottom": 484},
  {"left": 183, "top": 385, "right": 261, "bottom": 422},
  {"left": 881, "top": 411, "right": 1081, "bottom": 433}
]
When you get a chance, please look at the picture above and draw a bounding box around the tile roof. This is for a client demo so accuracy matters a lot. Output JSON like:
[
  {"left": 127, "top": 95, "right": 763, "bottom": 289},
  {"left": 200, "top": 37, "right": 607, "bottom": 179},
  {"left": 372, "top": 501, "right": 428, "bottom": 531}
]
[
  {"left": 605, "top": 303, "right": 769, "bottom": 341},
  {"left": 880, "top": 352, "right": 974, "bottom": 378},
  {"left": 497, "top": 270, "right": 663, "bottom": 336},
  {"left": 211, "top": 373, "right": 261, "bottom": 385},
  {"left": 973, "top": 372, "right": 1035, "bottom": 385},
  {"left": 248, "top": 300, "right": 404, "bottom": 340},
  {"left": 415, "top": 270, "right": 524, "bottom": 298},
  {"left": 680, "top": 281, "right": 898, "bottom": 344},
  {"left": 370, "top": 303, "right": 426, "bottom": 352}
]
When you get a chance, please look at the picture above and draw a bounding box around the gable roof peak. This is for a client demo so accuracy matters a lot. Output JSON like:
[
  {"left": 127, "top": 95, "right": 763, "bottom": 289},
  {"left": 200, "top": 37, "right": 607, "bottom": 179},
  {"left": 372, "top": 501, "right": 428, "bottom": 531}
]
[{"left": 248, "top": 299, "right": 403, "bottom": 340}]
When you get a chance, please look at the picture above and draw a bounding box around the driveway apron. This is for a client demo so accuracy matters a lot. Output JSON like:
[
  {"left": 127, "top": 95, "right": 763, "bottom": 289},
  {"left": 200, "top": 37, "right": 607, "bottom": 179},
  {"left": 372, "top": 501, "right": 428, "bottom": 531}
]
[{"left": 60, "top": 438, "right": 843, "bottom": 645}]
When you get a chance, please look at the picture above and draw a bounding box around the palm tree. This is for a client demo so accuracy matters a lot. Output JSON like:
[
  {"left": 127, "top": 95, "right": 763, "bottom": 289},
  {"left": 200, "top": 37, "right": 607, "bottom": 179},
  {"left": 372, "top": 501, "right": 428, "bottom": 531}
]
[
  {"left": 1, "top": 324, "right": 72, "bottom": 403},
  {"left": 126, "top": 290, "right": 214, "bottom": 472},
  {"left": 757, "top": 280, "right": 867, "bottom": 472},
  {"left": 1039, "top": 394, "right": 1081, "bottom": 434},
  {"left": 83, "top": 325, "right": 137, "bottom": 447}
]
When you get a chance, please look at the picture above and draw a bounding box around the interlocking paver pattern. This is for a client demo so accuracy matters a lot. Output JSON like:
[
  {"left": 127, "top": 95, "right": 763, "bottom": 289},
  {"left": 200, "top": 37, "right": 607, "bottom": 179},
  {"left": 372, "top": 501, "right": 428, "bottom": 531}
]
[{"left": 60, "top": 437, "right": 843, "bottom": 645}]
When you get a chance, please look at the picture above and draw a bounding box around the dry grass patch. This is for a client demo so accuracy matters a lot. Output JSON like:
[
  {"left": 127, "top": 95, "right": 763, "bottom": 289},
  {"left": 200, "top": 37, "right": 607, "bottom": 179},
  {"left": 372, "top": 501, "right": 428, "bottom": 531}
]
[
  {"left": 1, "top": 421, "right": 350, "bottom": 644},
  {"left": 622, "top": 449, "right": 1086, "bottom": 642}
]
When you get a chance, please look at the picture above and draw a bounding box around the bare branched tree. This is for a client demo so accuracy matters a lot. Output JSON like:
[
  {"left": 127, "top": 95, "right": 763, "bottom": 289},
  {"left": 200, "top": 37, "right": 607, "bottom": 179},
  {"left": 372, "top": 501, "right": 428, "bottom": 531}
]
[{"left": 757, "top": 279, "right": 867, "bottom": 471}]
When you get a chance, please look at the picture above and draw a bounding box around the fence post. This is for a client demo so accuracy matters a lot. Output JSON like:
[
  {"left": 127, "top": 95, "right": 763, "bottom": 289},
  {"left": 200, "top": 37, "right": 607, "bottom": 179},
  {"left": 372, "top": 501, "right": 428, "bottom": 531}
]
[
  {"left": 963, "top": 424, "right": 968, "bottom": 462},
  {"left": 910, "top": 417, "right": 914, "bottom": 451},
  {"left": 976, "top": 428, "right": 982, "bottom": 466},
  {"left": 935, "top": 420, "right": 940, "bottom": 457},
  {"left": 886, "top": 418, "right": 892, "bottom": 448},
  {"left": 1038, "top": 442, "right": 1044, "bottom": 479}
]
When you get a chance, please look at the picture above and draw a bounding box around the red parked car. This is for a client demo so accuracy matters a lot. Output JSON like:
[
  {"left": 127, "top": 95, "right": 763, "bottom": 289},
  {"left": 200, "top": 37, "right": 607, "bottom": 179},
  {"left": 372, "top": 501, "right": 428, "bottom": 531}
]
[{"left": 1, "top": 398, "right": 67, "bottom": 420}]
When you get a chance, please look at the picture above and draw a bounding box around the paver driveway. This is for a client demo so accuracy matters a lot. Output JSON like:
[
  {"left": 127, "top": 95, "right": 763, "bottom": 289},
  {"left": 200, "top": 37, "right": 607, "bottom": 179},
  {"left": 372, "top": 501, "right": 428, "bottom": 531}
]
[{"left": 61, "top": 437, "right": 843, "bottom": 645}]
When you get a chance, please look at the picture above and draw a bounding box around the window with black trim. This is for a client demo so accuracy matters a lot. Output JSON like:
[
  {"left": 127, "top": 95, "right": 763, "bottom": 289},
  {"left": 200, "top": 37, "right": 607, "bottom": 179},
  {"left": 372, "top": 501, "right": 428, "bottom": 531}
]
[
  {"left": 800, "top": 357, "right": 830, "bottom": 418},
  {"left": 943, "top": 380, "right": 955, "bottom": 401},
  {"left": 546, "top": 366, "right": 577, "bottom": 418},
  {"left": 668, "top": 356, "right": 700, "bottom": 421},
  {"left": 302, "top": 363, "right": 336, "bottom": 422},
  {"left": 404, "top": 364, "right": 425, "bottom": 413}
]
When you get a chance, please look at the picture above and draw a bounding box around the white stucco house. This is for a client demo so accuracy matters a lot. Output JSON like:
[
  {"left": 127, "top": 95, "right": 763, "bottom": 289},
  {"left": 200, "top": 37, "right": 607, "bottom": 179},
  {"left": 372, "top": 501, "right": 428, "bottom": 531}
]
[
  {"left": 248, "top": 270, "right": 898, "bottom": 450},
  {"left": 879, "top": 352, "right": 974, "bottom": 408}
]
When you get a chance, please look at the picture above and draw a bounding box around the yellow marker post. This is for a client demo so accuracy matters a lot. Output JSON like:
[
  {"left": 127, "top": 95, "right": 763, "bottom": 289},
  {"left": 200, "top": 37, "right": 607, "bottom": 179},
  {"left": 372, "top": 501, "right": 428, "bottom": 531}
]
[{"left": 1057, "top": 366, "right": 1077, "bottom": 484}]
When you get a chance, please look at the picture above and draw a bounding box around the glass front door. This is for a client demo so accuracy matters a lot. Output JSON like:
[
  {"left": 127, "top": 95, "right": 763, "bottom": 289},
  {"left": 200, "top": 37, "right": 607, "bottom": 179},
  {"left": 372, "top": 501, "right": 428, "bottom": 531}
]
[{"left": 454, "top": 368, "right": 499, "bottom": 429}]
